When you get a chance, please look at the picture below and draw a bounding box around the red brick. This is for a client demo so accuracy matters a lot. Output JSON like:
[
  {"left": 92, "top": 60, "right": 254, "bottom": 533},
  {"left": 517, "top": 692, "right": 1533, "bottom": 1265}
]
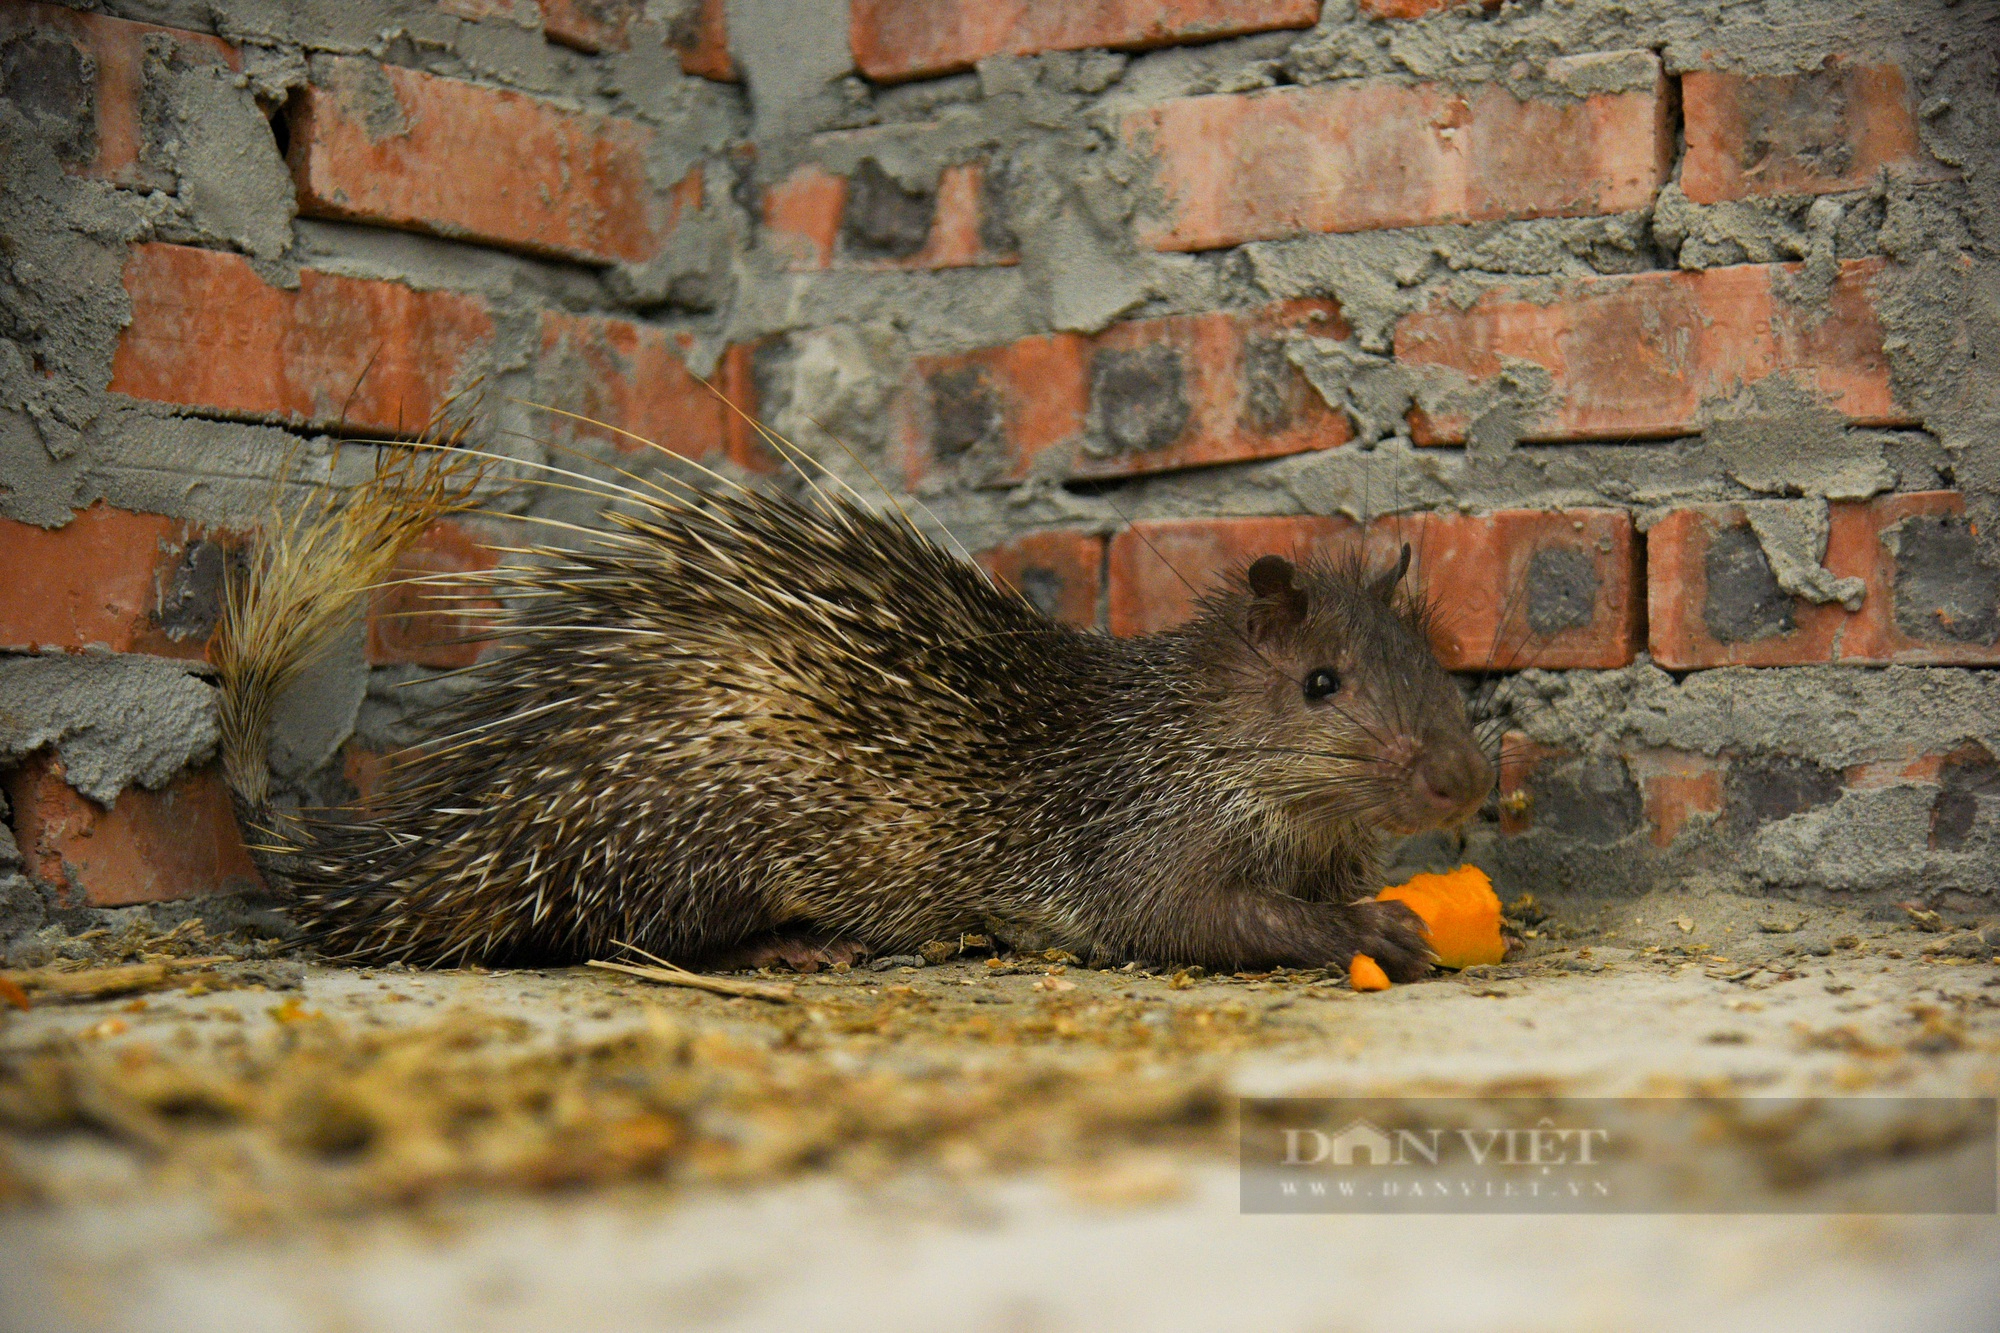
[
  {"left": 918, "top": 164, "right": 1005, "bottom": 269},
  {"left": 1498, "top": 738, "right": 1722, "bottom": 847},
  {"left": 1396, "top": 259, "right": 1914, "bottom": 445},
  {"left": 538, "top": 0, "right": 638, "bottom": 52},
  {"left": 1123, "top": 57, "right": 1670, "bottom": 251},
  {"left": 765, "top": 160, "right": 1012, "bottom": 271},
  {"left": 763, "top": 165, "right": 846, "bottom": 269},
  {"left": 851, "top": 0, "right": 1320, "bottom": 84},
  {"left": 905, "top": 299, "right": 1350, "bottom": 487},
  {"left": 1105, "top": 509, "right": 1642, "bottom": 669},
  {"left": 905, "top": 333, "right": 1086, "bottom": 487},
  {"left": 537, "top": 311, "right": 757, "bottom": 466},
  {"left": 4, "top": 754, "right": 262, "bottom": 907},
  {"left": 0, "top": 3, "right": 237, "bottom": 191},
  {"left": 663, "top": 161, "right": 709, "bottom": 233},
  {"left": 340, "top": 742, "right": 398, "bottom": 811},
  {"left": 1107, "top": 515, "right": 1349, "bottom": 638},
  {"left": 975, "top": 530, "right": 1106, "bottom": 629},
  {"left": 1681, "top": 62, "right": 1952, "bottom": 205},
  {"left": 0, "top": 503, "right": 235, "bottom": 661},
  {"left": 712, "top": 341, "right": 777, "bottom": 475},
  {"left": 1397, "top": 508, "right": 1642, "bottom": 670},
  {"left": 289, "top": 57, "right": 664, "bottom": 265},
  {"left": 366, "top": 520, "right": 502, "bottom": 669},
  {"left": 669, "top": 0, "right": 737, "bottom": 81},
  {"left": 1845, "top": 751, "right": 1946, "bottom": 791},
  {"left": 110, "top": 243, "right": 495, "bottom": 435},
  {"left": 1648, "top": 491, "right": 2000, "bottom": 668},
  {"left": 1495, "top": 732, "right": 1555, "bottom": 837},
  {"left": 1627, "top": 750, "right": 1727, "bottom": 849}
]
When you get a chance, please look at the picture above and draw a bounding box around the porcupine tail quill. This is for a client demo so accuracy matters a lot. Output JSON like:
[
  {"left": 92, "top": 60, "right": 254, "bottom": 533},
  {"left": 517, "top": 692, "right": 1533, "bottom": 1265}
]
[{"left": 214, "top": 423, "right": 484, "bottom": 822}]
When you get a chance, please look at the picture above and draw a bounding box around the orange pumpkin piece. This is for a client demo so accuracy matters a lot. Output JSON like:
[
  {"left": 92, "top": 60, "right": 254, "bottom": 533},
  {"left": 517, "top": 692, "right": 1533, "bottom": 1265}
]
[
  {"left": 1375, "top": 864, "right": 1506, "bottom": 971},
  {"left": 1348, "top": 954, "right": 1391, "bottom": 991}
]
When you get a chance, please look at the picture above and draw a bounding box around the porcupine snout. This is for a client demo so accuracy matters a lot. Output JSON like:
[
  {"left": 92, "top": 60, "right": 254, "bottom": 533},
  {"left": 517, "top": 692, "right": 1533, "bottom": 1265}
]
[{"left": 1376, "top": 728, "right": 1493, "bottom": 833}]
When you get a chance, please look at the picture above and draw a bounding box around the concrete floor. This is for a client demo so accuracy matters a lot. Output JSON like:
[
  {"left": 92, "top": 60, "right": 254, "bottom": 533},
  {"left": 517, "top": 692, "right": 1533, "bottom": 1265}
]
[{"left": 3, "top": 890, "right": 1997, "bottom": 1332}]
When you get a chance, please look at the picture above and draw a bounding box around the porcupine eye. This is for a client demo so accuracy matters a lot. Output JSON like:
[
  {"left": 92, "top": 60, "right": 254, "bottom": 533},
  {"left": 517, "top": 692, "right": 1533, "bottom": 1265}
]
[{"left": 1303, "top": 668, "right": 1341, "bottom": 702}]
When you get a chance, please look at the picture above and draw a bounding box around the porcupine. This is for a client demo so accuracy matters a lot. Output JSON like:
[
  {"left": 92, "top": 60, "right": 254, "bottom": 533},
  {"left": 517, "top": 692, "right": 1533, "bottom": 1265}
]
[{"left": 215, "top": 438, "right": 1494, "bottom": 979}]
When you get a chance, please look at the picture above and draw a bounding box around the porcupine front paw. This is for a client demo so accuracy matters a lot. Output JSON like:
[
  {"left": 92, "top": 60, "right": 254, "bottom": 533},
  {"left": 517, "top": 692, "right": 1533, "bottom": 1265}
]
[
  {"left": 711, "top": 932, "right": 872, "bottom": 974},
  {"left": 1334, "top": 899, "right": 1434, "bottom": 983}
]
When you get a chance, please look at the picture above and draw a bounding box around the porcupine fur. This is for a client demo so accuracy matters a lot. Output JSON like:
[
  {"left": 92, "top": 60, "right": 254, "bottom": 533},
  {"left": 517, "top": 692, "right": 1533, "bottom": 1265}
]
[{"left": 221, "top": 447, "right": 1493, "bottom": 976}]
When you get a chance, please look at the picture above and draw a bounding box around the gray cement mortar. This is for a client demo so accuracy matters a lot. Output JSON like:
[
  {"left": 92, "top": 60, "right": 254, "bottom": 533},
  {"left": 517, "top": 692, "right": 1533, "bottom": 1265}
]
[
  {"left": 1496, "top": 662, "right": 2000, "bottom": 766},
  {"left": 0, "top": 655, "right": 219, "bottom": 805}
]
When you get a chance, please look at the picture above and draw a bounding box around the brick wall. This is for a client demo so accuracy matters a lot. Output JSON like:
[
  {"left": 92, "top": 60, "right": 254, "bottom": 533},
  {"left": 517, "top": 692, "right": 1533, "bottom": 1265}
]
[{"left": 2, "top": 0, "right": 1996, "bottom": 921}]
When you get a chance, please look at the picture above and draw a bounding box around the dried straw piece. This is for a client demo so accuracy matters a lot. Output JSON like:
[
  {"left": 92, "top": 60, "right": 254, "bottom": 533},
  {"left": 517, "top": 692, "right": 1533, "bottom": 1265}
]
[{"left": 586, "top": 943, "right": 797, "bottom": 1003}]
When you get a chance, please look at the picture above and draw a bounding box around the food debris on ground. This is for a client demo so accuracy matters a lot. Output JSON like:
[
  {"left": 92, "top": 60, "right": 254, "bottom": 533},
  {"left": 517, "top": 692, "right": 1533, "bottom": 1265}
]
[{"left": 1348, "top": 956, "right": 1391, "bottom": 992}]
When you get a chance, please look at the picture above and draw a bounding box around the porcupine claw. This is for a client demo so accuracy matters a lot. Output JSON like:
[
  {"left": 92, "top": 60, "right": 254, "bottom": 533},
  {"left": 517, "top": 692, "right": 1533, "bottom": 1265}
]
[
  {"left": 712, "top": 933, "right": 874, "bottom": 974},
  {"left": 1338, "top": 899, "right": 1435, "bottom": 983}
]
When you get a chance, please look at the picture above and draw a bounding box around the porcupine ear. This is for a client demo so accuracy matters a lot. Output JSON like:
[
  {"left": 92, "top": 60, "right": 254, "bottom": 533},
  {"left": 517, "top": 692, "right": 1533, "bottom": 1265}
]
[
  {"left": 1246, "top": 554, "right": 1307, "bottom": 645},
  {"left": 1370, "top": 543, "right": 1412, "bottom": 604}
]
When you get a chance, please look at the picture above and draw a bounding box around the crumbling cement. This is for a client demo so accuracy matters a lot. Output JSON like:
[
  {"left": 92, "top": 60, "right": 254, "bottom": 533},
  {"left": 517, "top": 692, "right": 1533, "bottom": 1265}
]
[
  {"left": 264, "top": 623, "right": 365, "bottom": 787},
  {"left": 1286, "top": 0, "right": 1973, "bottom": 85},
  {"left": 1498, "top": 663, "right": 2000, "bottom": 767},
  {"left": 0, "top": 656, "right": 219, "bottom": 804},
  {"left": 909, "top": 424, "right": 1942, "bottom": 556},
  {"left": 147, "top": 45, "right": 295, "bottom": 260},
  {"left": 1740, "top": 501, "right": 1868, "bottom": 610}
]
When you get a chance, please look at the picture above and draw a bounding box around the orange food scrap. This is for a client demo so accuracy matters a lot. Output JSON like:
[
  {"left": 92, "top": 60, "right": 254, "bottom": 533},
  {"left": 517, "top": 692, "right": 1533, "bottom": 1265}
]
[
  {"left": 1348, "top": 954, "right": 1391, "bottom": 991},
  {"left": 1376, "top": 864, "right": 1506, "bottom": 970}
]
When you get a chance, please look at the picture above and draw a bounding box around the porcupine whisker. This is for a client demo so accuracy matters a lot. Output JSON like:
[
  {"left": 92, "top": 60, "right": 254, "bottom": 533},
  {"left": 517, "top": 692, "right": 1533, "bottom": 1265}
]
[
  {"left": 404, "top": 437, "right": 687, "bottom": 514},
  {"left": 909, "top": 742, "right": 1382, "bottom": 799},
  {"left": 773, "top": 396, "right": 979, "bottom": 568},
  {"left": 508, "top": 399, "right": 768, "bottom": 506},
  {"left": 697, "top": 383, "right": 879, "bottom": 518},
  {"left": 1256, "top": 748, "right": 1400, "bottom": 780},
  {"left": 1462, "top": 533, "right": 1545, "bottom": 680},
  {"left": 486, "top": 423, "right": 713, "bottom": 509},
  {"left": 1207, "top": 656, "right": 1400, "bottom": 753},
  {"left": 468, "top": 515, "right": 653, "bottom": 549},
  {"left": 1318, "top": 698, "right": 1400, "bottom": 753},
  {"left": 333, "top": 344, "right": 391, "bottom": 439},
  {"left": 1262, "top": 786, "right": 1390, "bottom": 815},
  {"left": 1090, "top": 489, "right": 1292, "bottom": 682},
  {"left": 1204, "top": 745, "right": 1386, "bottom": 766}
]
